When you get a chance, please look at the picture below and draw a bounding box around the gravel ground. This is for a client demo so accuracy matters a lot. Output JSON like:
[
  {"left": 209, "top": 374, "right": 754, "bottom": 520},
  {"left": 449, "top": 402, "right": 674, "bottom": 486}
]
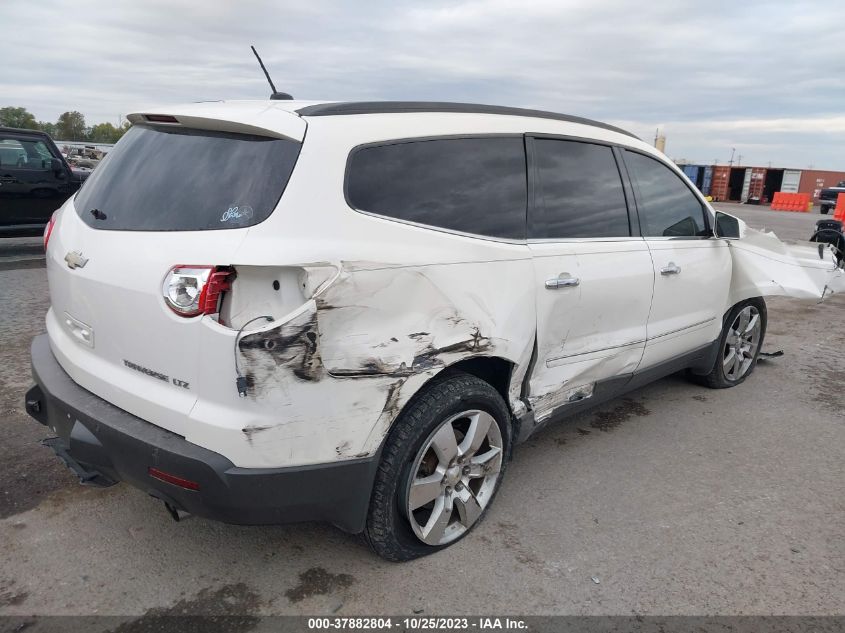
[{"left": 0, "top": 206, "right": 842, "bottom": 619}]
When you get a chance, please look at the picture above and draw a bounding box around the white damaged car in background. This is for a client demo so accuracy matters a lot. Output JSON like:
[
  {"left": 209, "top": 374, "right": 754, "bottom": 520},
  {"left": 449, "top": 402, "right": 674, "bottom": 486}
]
[{"left": 24, "top": 99, "right": 844, "bottom": 561}]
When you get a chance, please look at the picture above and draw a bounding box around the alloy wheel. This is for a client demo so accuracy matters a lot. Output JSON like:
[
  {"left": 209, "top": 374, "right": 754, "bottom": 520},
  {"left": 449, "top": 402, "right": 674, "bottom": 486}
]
[
  {"left": 723, "top": 305, "right": 761, "bottom": 381},
  {"left": 403, "top": 409, "right": 503, "bottom": 546}
]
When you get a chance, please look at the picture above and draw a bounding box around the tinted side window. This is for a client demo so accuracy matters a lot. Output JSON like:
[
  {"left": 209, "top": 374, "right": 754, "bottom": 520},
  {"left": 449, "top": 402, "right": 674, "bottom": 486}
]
[
  {"left": 347, "top": 137, "right": 526, "bottom": 239},
  {"left": 0, "top": 137, "right": 54, "bottom": 170},
  {"left": 0, "top": 139, "right": 25, "bottom": 168},
  {"left": 532, "top": 139, "right": 629, "bottom": 238},
  {"left": 624, "top": 150, "right": 708, "bottom": 237}
]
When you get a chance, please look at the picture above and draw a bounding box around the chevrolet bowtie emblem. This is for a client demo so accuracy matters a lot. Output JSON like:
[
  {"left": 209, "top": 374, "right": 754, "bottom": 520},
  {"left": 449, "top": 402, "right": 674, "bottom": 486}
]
[{"left": 64, "top": 251, "right": 88, "bottom": 269}]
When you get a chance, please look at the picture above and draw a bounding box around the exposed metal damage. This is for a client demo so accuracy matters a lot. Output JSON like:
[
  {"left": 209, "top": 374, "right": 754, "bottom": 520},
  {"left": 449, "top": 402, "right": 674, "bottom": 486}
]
[
  {"left": 227, "top": 259, "right": 535, "bottom": 462},
  {"left": 327, "top": 327, "right": 492, "bottom": 378},
  {"left": 236, "top": 264, "right": 519, "bottom": 388},
  {"left": 224, "top": 225, "right": 843, "bottom": 466},
  {"left": 239, "top": 309, "right": 324, "bottom": 384}
]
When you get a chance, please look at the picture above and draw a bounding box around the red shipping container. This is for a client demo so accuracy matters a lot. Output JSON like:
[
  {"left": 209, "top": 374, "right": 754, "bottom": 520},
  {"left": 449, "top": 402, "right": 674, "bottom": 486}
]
[
  {"left": 797, "top": 169, "right": 845, "bottom": 201},
  {"left": 710, "top": 166, "right": 731, "bottom": 201},
  {"left": 747, "top": 167, "right": 767, "bottom": 202}
]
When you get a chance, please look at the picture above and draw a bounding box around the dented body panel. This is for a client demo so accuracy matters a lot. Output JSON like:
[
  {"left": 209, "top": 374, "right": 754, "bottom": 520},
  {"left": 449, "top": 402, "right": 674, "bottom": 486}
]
[
  {"left": 38, "top": 100, "right": 845, "bottom": 475},
  {"left": 726, "top": 225, "right": 845, "bottom": 303},
  {"left": 527, "top": 239, "right": 654, "bottom": 420}
]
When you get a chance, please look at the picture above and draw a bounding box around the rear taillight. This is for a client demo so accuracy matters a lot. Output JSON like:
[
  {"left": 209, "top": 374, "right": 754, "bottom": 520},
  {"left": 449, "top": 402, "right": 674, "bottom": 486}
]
[
  {"left": 162, "top": 265, "right": 234, "bottom": 317},
  {"left": 43, "top": 211, "right": 58, "bottom": 251}
]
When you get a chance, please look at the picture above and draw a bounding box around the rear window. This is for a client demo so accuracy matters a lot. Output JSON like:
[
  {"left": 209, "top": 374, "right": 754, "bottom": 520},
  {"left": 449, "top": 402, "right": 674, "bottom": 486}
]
[
  {"left": 346, "top": 137, "right": 527, "bottom": 240},
  {"left": 75, "top": 124, "right": 300, "bottom": 231}
]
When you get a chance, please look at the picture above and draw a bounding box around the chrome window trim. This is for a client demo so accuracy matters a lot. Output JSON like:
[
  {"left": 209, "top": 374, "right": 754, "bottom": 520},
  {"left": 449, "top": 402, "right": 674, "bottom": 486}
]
[
  {"left": 527, "top": 236, "right": 646, "bottom": 245},
  {"left": 642, "top": 235, "right": 719, "bottom": 242}
]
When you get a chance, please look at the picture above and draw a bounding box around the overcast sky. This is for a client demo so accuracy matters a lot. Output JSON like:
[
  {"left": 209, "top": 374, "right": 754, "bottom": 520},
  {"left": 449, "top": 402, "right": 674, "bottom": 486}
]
[{"left": 3, "top": 0, "right": 844, "bottom": 169}]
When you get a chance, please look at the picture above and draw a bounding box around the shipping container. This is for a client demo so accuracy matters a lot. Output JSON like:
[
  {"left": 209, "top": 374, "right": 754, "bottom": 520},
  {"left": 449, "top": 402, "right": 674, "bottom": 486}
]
[
  {"left": 781, "top": 169, "right": 801, "bottom": 193},
  {"left": 746, "top": 167, "right": 767, "bottom": 203},
  {"left": 740, "top": 168, "right": 752, "bottom": 202},
  {"left": 710, "top": 166, "right": 731, "bottom": 201},
  {"left": 728, "top": 168, "right": 748, "bottom": 201},
  {"left": 701, "top": 166, "right": 713, "bottom": 196},
  {"left": 797, "top": 170, "right": 845, "bottom": 201},
  {"left": 679, "top": 164, "right": 845, "bottom": 203},
  {"left": 682, "top": 164, "right": 700, "bottom": 185}
]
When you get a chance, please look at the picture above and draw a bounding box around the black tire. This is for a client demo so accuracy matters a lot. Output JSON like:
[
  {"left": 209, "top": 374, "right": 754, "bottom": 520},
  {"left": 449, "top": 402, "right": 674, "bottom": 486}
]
[
  {"left": 364, "top": 372, "right": 512, "bottom": 561},
  {"left": 691, "top": 298, "right": 767, "bottom": 389},
  {"left": 821, "top": 206, "right": 830, "bottom": 215}
]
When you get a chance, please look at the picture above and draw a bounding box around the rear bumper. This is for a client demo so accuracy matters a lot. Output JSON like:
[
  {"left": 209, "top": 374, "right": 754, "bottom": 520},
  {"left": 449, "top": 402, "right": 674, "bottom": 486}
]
[{"left": 25, "top": 334, "right": 378, "bottom": 533}]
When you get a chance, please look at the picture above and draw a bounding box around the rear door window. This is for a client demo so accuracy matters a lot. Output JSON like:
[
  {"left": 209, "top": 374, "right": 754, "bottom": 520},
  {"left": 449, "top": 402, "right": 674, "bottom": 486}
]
[
  {"left": 75, "top": 125, "right": 301, "bottom": 231},
  {"left": 0, "top": 139, "right": 26, "bottom": 168},
  {"left": 531, "top": 139, "right": 630, "bottom": 239},
  {"left": 346, "top": 137, "right": 527, "bottom": 239},
  {"left": 623, "top": 150, "right": 709, "bottom": 238},
  {"left": 0, "top": 137, "right": 55, "bottom": 170}
]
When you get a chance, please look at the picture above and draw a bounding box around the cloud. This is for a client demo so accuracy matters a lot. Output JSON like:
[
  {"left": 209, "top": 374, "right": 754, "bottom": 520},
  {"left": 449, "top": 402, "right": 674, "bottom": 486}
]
[{"left": 2, "top": 0, "right": 843, "bottom": 168}]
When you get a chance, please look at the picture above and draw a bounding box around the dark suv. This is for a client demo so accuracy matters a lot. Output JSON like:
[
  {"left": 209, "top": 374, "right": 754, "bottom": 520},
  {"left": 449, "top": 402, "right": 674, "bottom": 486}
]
[
  {"left": 819, "top": 181, "right": 845, "bottom": 215},
  {"left": 0, "top": 127, "right": 89, "bottom": 237}
]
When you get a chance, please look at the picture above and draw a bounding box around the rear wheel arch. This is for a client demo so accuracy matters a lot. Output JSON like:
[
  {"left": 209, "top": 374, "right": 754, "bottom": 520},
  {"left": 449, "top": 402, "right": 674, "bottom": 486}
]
[
  {"left": 436, "top": 356, "right": 514, "bottom": 404},
  {"left": 374, "top": 355, "right": 518, "bottom": 456},
  {"left": 424, "top": 356, "right": 519, "bottom": 430},
  {"left": 364, "top": 370, "right": 514, "bottom": 560}
]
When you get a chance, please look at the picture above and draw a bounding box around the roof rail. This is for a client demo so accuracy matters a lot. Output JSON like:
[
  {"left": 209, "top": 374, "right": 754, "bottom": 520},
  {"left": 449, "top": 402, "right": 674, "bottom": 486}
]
[{"left": 296, "top": 101, "right": 638, "bottom": 139}]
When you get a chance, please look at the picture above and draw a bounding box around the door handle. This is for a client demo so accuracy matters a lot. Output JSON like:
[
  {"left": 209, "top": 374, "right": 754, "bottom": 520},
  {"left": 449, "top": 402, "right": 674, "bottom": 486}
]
[
  {"left": 545, "top": 273, "right": 580, "bottom": 289},
  {"left": 660, "top": 262, "right": 682, "bottom": 275}
]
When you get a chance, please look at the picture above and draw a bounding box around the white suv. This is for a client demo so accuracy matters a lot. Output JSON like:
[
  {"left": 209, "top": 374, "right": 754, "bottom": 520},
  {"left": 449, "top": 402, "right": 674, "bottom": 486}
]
[{"left": 25, "top": 100, "right": 843, "bottom": 560}]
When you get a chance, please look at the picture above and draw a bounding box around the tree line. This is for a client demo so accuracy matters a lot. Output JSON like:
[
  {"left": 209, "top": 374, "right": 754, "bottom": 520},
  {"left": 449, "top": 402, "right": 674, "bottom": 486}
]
[{"left": 0, "top": 106, "right": 129, "bottom": 144}]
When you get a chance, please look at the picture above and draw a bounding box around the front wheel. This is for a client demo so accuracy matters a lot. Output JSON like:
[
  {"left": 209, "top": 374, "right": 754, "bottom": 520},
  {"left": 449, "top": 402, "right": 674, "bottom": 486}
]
[
  {"left": 364, "top": 373, "right": 511, "bottom": 561},
  {"left": 692, "top": 299, "right": 767, "bottom": 389}
]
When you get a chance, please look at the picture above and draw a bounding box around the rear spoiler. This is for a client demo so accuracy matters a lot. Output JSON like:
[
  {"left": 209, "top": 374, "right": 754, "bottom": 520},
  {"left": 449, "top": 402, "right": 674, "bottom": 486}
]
[{"left": 126, "top": 102, "right": 306, "bottom": 142}]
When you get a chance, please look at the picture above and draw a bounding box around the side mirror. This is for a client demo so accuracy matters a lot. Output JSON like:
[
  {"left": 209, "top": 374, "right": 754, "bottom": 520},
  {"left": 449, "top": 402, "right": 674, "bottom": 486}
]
[
  {"left": 715, "top": 211, "right": 742, "bottom": 239},
  {"left": 50, "top": 158, "right": 67, "bottom": 179}
]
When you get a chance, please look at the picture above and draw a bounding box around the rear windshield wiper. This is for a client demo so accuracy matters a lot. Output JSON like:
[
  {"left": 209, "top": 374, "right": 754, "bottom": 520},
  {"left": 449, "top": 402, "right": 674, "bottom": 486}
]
[{"left": 90, "top": 208, "right": 107, "bottom": 220}]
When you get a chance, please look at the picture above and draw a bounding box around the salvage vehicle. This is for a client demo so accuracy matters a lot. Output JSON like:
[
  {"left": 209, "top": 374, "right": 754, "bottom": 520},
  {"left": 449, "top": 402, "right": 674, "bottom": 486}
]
[
  {"left": 819, "top": 181, "right": 845, "bottom": 215},
  {"left": 0, "top": 127, "right": 89, "bottom": 237},
  {"left": 24, "top": 100, "right": 845, "bottom": 560}
]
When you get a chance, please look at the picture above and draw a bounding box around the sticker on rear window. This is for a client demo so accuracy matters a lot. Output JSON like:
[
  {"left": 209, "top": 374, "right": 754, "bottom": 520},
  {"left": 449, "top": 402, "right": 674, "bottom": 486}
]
[{"left": 220, "top": 204, "right": 254, "bottom": 223}]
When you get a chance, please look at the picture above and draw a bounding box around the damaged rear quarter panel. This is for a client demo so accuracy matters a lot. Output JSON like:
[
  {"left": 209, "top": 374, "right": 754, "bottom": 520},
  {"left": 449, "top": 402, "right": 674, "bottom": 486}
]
[
  {"left": 190, "top": 259, "right": 535, "bottom": 467},
  {"left": 313, "top": 259, "right": 535, "bottom": 455},
  {"left": 239, "top": 308, "right": 323, "bottom": 383}
]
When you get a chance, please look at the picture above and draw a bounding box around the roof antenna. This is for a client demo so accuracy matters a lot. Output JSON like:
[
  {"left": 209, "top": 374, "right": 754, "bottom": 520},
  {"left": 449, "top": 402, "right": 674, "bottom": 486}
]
[{"left": 251, "top": 45, "right": 293, "bottom": 100}]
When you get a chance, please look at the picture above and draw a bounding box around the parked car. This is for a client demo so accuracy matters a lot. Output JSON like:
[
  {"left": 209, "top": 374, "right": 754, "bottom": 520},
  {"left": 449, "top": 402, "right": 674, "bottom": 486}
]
[
  {"left": 24, "top": 100, "right": 844, "bottom": 560},
  {"left": 0, "top": 127, "right": 90, "bottom": 237},
  {"left": 819, "top": 181, "right": 845, "bottom": 215}
]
